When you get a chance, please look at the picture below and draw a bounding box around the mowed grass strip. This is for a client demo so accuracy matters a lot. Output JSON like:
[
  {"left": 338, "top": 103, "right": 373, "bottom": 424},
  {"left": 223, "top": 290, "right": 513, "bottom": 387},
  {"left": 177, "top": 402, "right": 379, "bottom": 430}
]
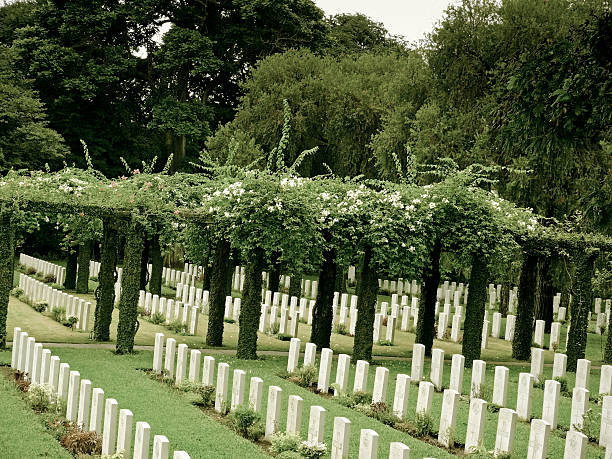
[
  {"left": 0, "top": 368, "right": 72, "bottom": 458},
  {"left": 0, "top": 350, "right": 268, "bottom": 459}
]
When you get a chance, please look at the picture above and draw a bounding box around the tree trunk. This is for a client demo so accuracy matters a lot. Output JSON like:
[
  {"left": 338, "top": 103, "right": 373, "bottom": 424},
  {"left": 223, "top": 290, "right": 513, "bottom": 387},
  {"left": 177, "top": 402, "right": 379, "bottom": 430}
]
[
  {"left": 139, "top": 235, "right": 150, "bottom": 291},
  {"left": 149, "top": 232, "right": 163, "bottom": 296},
  {"left": 64, "top": 249, "right": 78, "bottom": 289},
  {"left": 311, "top": 231, "right": 336, "bottom": 349},
  {"left": 268, "top": 252, "right": 281, "bottom": 293},
  {"left": 416, "top": 239, "right": 441, "bottom": 357},
  {"left": 94, "top": 218, "right": 118, "bottom": 341},
  {"left": 202, "top": 236, "right": 212, "bottom": 291},
  {"left": 115, "top": 221, "right": 145, "bottom": 354},
  {"left": 352, "top": 245, "right": 379, "bottom": 362},
  {"left": 535, "top": 255, "right": 554, "bottom": 333},
  {"left": 206, "top": 238, "right": 231, "bottom": 347},
  {"left": 76, "top": 239, "right": 91, "bottom": 294},
  {"left": 0, "top": 211, "right": 15, "bottom": 349},
  {"left": 512, "top": 250, "right": 538, "bottom": 361},
  {"left": 567, "top": 248, "right": 599, "bottom": 371},
  {"left": 335, "top": 265, "right": 347, "bottom": 293},
  {"left": 236, "top": 248, "right": 264, "bottom": 359},
  {"left": 289, "top": 274, "right": 302, "bottom": 299},
  {"left": 462, "top": 254, "right": 489, "bottom": 367},
  {"left": 500, "top": 283, "right": 510, "bottom": 316},
  {"left": 606, "top": 299, "right": 612, "bottom": 364}
]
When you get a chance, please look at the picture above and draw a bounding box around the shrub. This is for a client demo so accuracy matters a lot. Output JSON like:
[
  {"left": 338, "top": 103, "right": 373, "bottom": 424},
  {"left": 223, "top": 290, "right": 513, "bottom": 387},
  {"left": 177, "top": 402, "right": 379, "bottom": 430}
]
[
  {"left": 298, "top": 440, "right": 327, "bottom": 458},
  {"left": 575, "top": 408, "right": 600, "bottom": 442},
  {"left": 13, "top": 370, "right": 30, "bottom": 392},
  {"left": 11, "top": 287, "right": 25, "bottom": 298},
  {"left": 43, "top": 273, "right": 56, "bottom": 284},
  {"left": 176, "top": 380, "right": 200, "bottom": 393},
  {"left": 166, "top": 319, "right": 185, "bottom": 334},
  {"left": 224, "top": 318, "right": 236, "bottom": 324},
  {"left": 333, "top": 323, "right": 348, "bottom": 335},
  {"left": 64, "top": 316, "right": 78, "bottom": 328},
  {"left": 368, "top": 401, "right": 399, "bottom": 426},
  {"left": 137, "top": 306, "right": 151, "bottom": 318},
  {"left": 32, "top": 301, "right": 48, "bottom": 313},
  {"left": 51, "top": 307, "right": 66, "bottom": 323},
  {"left": 90, "top": 276, "right": 99, "bottom": 282},
  {"left": 270, "top": 432, "right": 301, "bottom": 455},
  {"left": 268, "top": 322, "right": 280, "bottom": 335},
  {"left": 228, "top": 406, "right": 263, "bottom": 440},
  {"left": 60, "top": 427, "right": 102, "bottom": 456},
  {"left": 414, "top": 411, "right": 435, "bottom": 437},
  {"left": 277, "top": 333, "right": 292, "bottom": 341},
  {"left": 195, "top": 385, "right": 216, "bottom": 407},
  {"left": 337, "top": 391, "right": 371, "bottom": 408},
  {"left": 378, "top": 340, "right": 394, "bottom": 346},
  {"left": 288, "top": 365, "right": 317, "bottom": 388},
  {"left": 150, "top": 312, "right": 165, "bottom": 325},
  {"left": 26, "top": 267, "right": 37, "bottom": 275},
  {"left": 554, "top": 377, "right": 570, "bottom": 397},
  {"left": 27, "top": 383, "right": 60, "bottom": 413}
]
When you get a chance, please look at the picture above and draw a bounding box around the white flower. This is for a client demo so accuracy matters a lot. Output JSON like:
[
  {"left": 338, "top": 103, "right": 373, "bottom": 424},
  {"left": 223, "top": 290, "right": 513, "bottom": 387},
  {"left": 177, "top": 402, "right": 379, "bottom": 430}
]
[
  {"left": 409, "top": 246, "right": 416, "bottom": 252},
  {"left": 429, "top": 202, "right": 436, "bottom": 209}
]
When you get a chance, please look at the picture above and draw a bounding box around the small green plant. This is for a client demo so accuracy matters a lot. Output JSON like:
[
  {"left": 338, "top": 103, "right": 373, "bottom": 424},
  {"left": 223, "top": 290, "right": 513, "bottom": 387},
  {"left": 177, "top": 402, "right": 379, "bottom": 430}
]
[
  {"left": 11, "top": 287, "right": 25, "bottom": 298},
  {"left": 137, "top": 306, "right": 151, "bottom": 317},
  {"left": 176, "top": 380, "right": 200, "bottom": 392},
  {"left": 228, "top": 405, "right": 264, "bottom": 440},
  {"left": 414, "top": 411, "right": 435, "bottom": 437},
  {"left": 51, "top": 307, "right": 66, "bottom": 323},
  {"left": 32, "top": 301, "right": 48, "bottom": 313},
  {"left": 337, "top": 391, "right": 372, "bottom": 408},
  {"left": 277, "top": 333, "right": 292, "bottom": 341},
  {"left": 378, "top": 339, "right": 394, "bottom": 346},
  {"left": 150, "top": 312, "right": 165, "bottom": 324},
  {"left": 287, "top": 365, "right": 317, "bottom": 388},
  {"left": 60, "top": 426, "right": 102, "bottom": 456},
  {"left": 333, "top": 323, "right": 348, "bottom": 335},
  {"left": 575, "top": 408, "right": 600, "bottom": 442},
  {"left": 195, "top": 385, "right": 216, "bottom": 407},
  {"left": 63, "top": 316, "right": 78, "bottom": 329},
  {"left": 298, "top": 440, "right": 327, "bottom": 458},
  {"left": 270, "top": 432, "right": 302, "bottom": 455},
  {"left": 224, "top": 318, "right": 236, "bottom": 324},
  {"left": 268, "top": 322, "right": 280, "bottom": 335},
  {"left": 26, "top": 267, "right": 37, "bottom": 275},
  {"left": 166, "top": 319, "right": 185, "bottom": 334},
  {"left": 26, "top": 383, "right": 60, "bottom": 413},
  {"left": 43, "top": 273, "right": 56, "bottom": 283}
]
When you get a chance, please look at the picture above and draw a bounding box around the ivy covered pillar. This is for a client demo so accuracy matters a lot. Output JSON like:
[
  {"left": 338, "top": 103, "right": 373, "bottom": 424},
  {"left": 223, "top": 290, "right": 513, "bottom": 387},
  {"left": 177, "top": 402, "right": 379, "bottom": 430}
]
[
  {"left": 606, "top": 299, "right": 612, "bottom": 364},
  {"left": 462, "top": 253, "right": 489, "bottom": 367},
  {"left": 311, "top": 230, "right": 336, "bottom": 349},
  {"left": 206, "top": 237, "right": 231, "bottom": 347},
  {"left": 289, "top": 273, "right": 302, "bottom": 299},
  {"left": 236, "top": 248, "right": 265, "bottom": 359},
  {"left": 0, "top": 209, "right": 15, "bottom": 349},
  {"left": 268, "top": 251, "right": 281, "bottom": 292},
  {"left": 535, "top": 255, "right": 554, "bottom": 332},
  {"left": 64, "top": 249, "right": 78, "bottom": 289},
  {"left": 353, "top": 245, "right": 379, "bottom": 362},
  {"left": 512, "top": 249, "right": 538, "bottom": 361},
  {"left": 149, "top": 232, "right": 163, "bottom": 296},
  {"left": 416, "top": 239, "right": 441, "bottom": 357},
  {"left": 94, "top": 218, "right": 118, "bottom": 341},
  {"left": 139, "top": 235, "right": 150, "bottom": 291},
  {"left": 115, "top": 220, "right": 145, "bottom": 354},
  {"left": 76, "top": 239, "right": 91, "bottom": 293},
  {"left": 567, "top": 248, "right": 599, "bottom": 371}
]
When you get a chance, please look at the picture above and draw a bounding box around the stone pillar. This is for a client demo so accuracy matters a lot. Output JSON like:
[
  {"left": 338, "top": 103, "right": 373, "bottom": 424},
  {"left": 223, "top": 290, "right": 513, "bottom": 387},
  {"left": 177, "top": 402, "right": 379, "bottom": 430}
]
[
  {"left": 372, "top": 366, "right": 389, "bottom": 404},
  {"left": 505, "top": 314, "right": 516, "bottom": 341},
  {"left": 392, "top": 374, "right": 410, "bottom": 419},
  {"left": 265, "top": 386, "right": 282, "bottom": 440},
  {"left": 231, "top": 369, "right": 246, "bottom": 411},
  {"left": 542, "top": 379, "right": 561, "bottom": 430},
  {"left": 308, "top": 405, "right": 326, "bottom": 444},
  {"left": 153, "top": 333, "right": 164, "bottom": 373},
  {"left": 287, "top": 338, "right": 301, "bottom": 373},
  {"left": 526, "top": 419, "right": 550, "bottom": 459},
  {"left": 354, "top": 360, "right": 369, "bottom": 392},
  {"left": 90, "top": 388, "right": 105, "bottom": 435},
  {"left": 358, "top": 429, "right": 378, "bottom": 459},
  {"left": 304, "top": 343, "right": 317, "bottom": 367},
  {"left": 317, "top": 348, "right": 333, "bottom": 393},
  {"left": 76, "top": 379, "right": 92, "bottom": 430},
  {"left": 416, "top": 381, "right": 434, "bottom": 416},
  {"left": 570, "top": 387, "right": 589, "bottom": 431},
  {"left": 175, "top": 344, "right": 188, "bottom": 384},
  {"left": 202, "top": 356, "right": 215, "bottom": 386},
  {"left": 331, "top": 417, "right": 351, "bottom": 459},
  {"left": 133, "top": 421, "right": 151, "bottom": 459},
  {"left": 516, "top": 372, "right": 534, "bottom": 422},
  {"left": 575, "top": 359, "right": 591, "bottom": 389},
  {"left": 534, "top": 320, "right": 545, "bottom": 347},
  {"left": 116, "top": 409, "right": 134, "bottom": 456},
  {"left": 40, "top": 349, "right": 51, "bottom": 385},
  {"left": 449, "top": 354, "right": 465, "bottom": 394},
  {"left": 335, "top": 354, "right": 351, "bottom": 395},
  {"left": 553, "top": 353, "right": 567, "bottom": 379},
  {"left": 102, "top": 398, "right": 119, "bottom": 455},
  {"left": 164, "top": 338, "right": 177, "bottom": 376},
  {"left": 215, "top": 362, "right": 229, "bottom": 413},
  {"left": 471, "top": 360, "right": 486, "bottom": 398},
  {"left": 438, "top": 389, "right": 459, "bottom": 447},
  {"left": 286, "top": 395, "right": 303, "bottom": 435},
  {"left": 57, "top": 363, "right": 70, "bottom": 400},
  {"left": 550, "top": 322, "right": 561, "bottom": 350},
  {"left": 410, "top": 343, "right": 425, "bottom": 383},
  {"left": 531, "top": 348, "right": 544, "bottom": 382},
  {"left": 249, "top": 377, "right": 263, "bottom": 412},
  {"left": 492, "top": 366, "right": 509, "bottom": 407},
  {"left": 465, "top": 398, "right": 487, "bottom": 453},
  {"left": 66, "top": 370, "right": 81, "bottom": 422},
  {"left": 494, "top": 408, "right": 517, "bottom": 456},
  {"left": 430, "top": 348, "right": 444, "bottom": 391}
]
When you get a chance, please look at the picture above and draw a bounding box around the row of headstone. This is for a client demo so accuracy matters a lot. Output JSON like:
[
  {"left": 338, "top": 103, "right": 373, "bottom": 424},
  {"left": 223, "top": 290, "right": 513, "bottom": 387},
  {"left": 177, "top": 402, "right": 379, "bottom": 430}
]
[
  {"left": 89, "top": 260, "right": 123, "bottom": 287},
  {"left": 11, "top": 328, "right": 190, "bottom": 459},
  {"left": 163, "top": 266, "right": 196, "bottom": 289},
  {"left": 18, "top": 273, "right": 90, "bottom": 331},
  {"left": 19, "top": 253, "right": 66, "bottom": 285},
  {"left": 138, "top": 290, "right": 200, "bottom": 334},
  {"left": 173, "top": 284, "right": 209, "bottom": 312},
  {"left": 377, "top": 277, "right": 423, "bottom": 297},
  {"left": 153, "top": 334, "right": 411, "bottom": 458}
]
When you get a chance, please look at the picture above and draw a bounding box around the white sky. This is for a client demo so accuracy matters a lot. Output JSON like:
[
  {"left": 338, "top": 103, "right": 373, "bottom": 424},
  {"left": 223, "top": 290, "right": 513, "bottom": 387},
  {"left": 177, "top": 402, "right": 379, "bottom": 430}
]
[{"left": 314, "top": 0, "right": 458, "bottom": 44}]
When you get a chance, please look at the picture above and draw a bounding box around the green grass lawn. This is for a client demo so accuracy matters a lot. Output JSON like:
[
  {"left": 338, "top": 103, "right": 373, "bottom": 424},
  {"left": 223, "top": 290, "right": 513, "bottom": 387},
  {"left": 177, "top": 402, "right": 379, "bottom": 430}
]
[
  {"left": 0, "top": 369, "right": 72, "bottom": 458},
  {"left": 1, "top": 343, "right": 609, "bottom": 458}
]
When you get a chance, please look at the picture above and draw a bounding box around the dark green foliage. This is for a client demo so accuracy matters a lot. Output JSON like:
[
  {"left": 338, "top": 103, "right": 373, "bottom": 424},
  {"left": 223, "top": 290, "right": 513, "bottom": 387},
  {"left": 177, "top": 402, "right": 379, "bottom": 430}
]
[
  {"left": 513, "top": 250, "right": 538, "bottom": 361},
  {"left": 236, "top": 248, "right": 264, "bottom": 359},
  {"left": 94, "top": 219, "right": 117, "bottom": 342},
  {"left": 150, "top": 312, "right": 165, "bottom": 325},
  {"left": 416, "top": 239, "right": 441, "bottom": 356},
  {"left": 567, "top": 248, "right": 599, "bottom": 371},
  {"left": 268, "top": 251, "right": 281, "bottom": 293},
  {"left": 195, "top": 385, "right": 216, "bottom": 407},
  {"left": 606, "top": 306, "right": 612, "bottom": 364},
  {"left": 76, "top": 240, "right": 91, "bottom": 294},
  {"left": 311, "top": 232, "right": 336, "bottom": 348},
  {"left": 206, "top": 238, "right": 231, "bottom": 347},
  {"left": 228, "top": 405, "right": 263, "bottom": 440},
  {"left": 462, "top": 254, "right": 489, "bottom": 367},
  {"left": 116, "top": 221, "right": 145, "bottom": 354},
  {"left": 353, "top": 245, "right": 379, "bottom": 362},
  {"left": 0, "top": 210, "right": 14, "bottom": 348},
  {"left": 288, "top": 273, "right": 301, "bottom": 299},
  {"left": 64, "top": 250, "right": 77, "bottom": 290},
  {"left": 287, "top": 365, "right": 317, "bottom": 388},
  {"left": 139, "top": 236, "right": 150, "bottom": 291},
  {"left": 149, "top": 232, "right": 163, "bottom": 296}
]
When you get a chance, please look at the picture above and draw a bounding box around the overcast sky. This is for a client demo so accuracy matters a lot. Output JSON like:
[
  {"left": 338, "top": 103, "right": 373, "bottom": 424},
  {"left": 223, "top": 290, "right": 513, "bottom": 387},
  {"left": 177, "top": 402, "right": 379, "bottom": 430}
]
[{"left": 314, "top": 0, "right": 458, "bottom": 44}]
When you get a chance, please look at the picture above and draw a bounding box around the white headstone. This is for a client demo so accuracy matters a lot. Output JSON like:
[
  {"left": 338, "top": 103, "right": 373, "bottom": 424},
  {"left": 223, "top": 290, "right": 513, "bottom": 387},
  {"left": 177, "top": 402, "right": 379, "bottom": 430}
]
[
  {"left": 358, "top": 429, "right": 378, "bottom": 459},
  {"left": 76, "top": 379, "right": 92, "bottom": 429},
  {"left": 317, "top": 348, "right": 333, "bottom": 393},
  {"left": 471, "top": 360, "right": 486, "bottom": 398},
  {"left": 90, "top": 388, "right": 104, "bottom": 434},
  {"left": 494, "top": 408, "right": 517, "bottom": 456},
  {"left": 410, "top": 343, "right": 425, "bottom": 383},
  {"left": 116, "top": 409, "right": 134, "bottom": 456},
  {"left": 248, "top": 377, "right": 263, "bottom": 412},
  {"left": 372, "top": 366, "right": 389, "bottom": 404},
  {"left": 526, "top": 419, "right": 550, "bottom": 459},
  {"left": 416, "top": 381, "right": 434, "bottom": 416},
  {"left": 430, "top": 348, "right": 444, "bottom": 391},
  {"left": 133, "top": 421, "right": 151, "bottom": 459},
  {"left": 392, "top": 374, "right": 410, "bottom": 419},
  {"left": 308, "top": 405, "right": 326, "bottom": 444},
  {"left": 492, "top": 366, "right": 509, "bottom": 407},
  {"left": 335, "top": 354, "right": 351, "bottom": 396},
  {"left": 215, "top": 362, "right": 229, "bottom": 413},
  {"left": 231, "top": 369, "right": 246, "bottom": 411},
  {"left": 265, "top": 386, "right": 282, "bottom": 440},
  {"left": 449, "top": 354, "right": 464, "bottom": 394},
  {"left": 286, "top": 395, "right": 303, "bottom": 435},
  {"left": 354, "top": 360, "right": 369, "bottom": 393},
  {"left": 102, "top": 398, "right": 118, "bottom": 455},
  {"left": 438, "top": 389, "right": 459, "bottom": 447},
  {"left": 465, "top": 398, "right": 487, "bottom": 453},
  {"left": 331, "top": 417, "right": 351, "bottom": 459},
  {"left": 517, "top": 372, "right": 534, "bottom": 422},
  {"left": 570, "top": 387, "right": 589, "bottom": 431}
]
